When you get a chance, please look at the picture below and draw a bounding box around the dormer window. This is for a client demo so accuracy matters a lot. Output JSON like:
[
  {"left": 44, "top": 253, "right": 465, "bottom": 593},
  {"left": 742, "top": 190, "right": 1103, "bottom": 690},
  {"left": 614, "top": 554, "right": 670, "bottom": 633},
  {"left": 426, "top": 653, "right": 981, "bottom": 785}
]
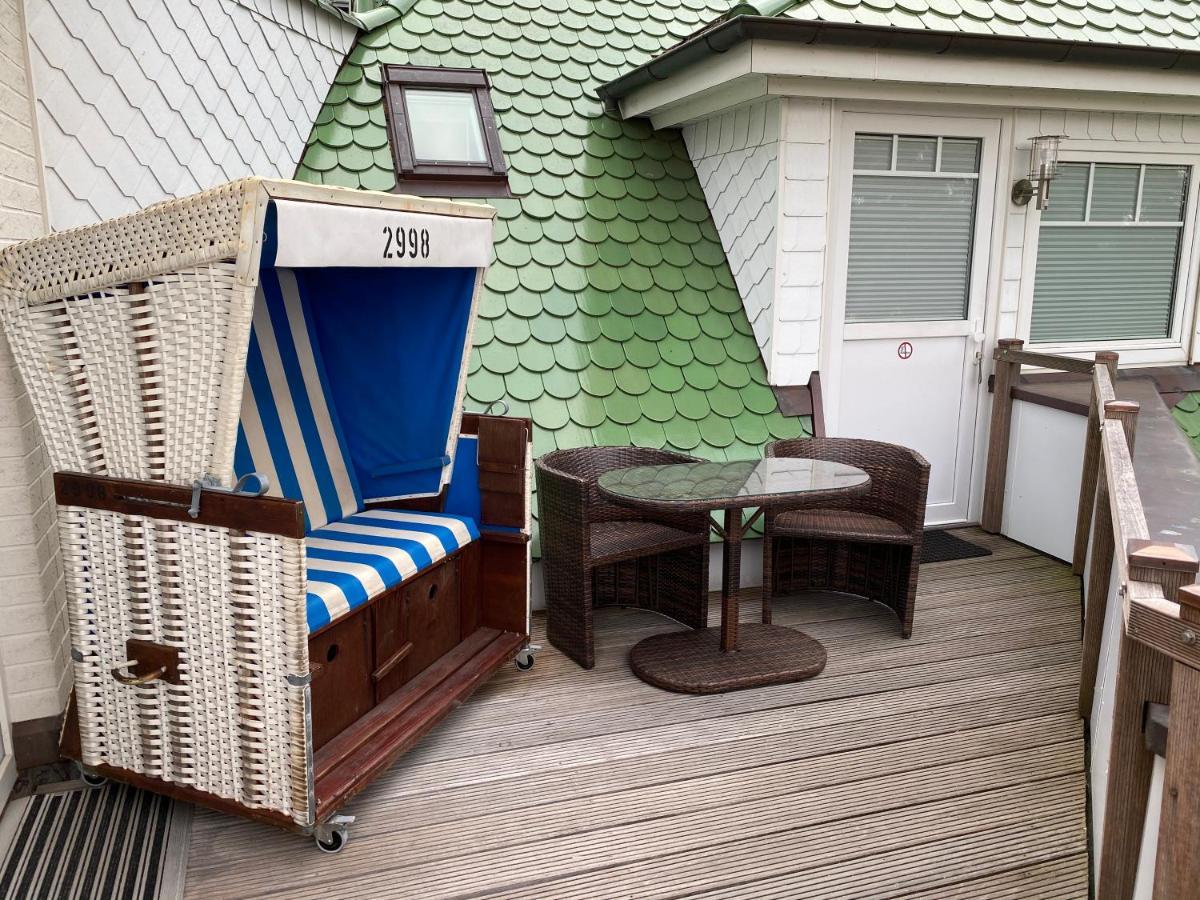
[{"left": 382, "top": 66, "right": 509, "bottom": 198}]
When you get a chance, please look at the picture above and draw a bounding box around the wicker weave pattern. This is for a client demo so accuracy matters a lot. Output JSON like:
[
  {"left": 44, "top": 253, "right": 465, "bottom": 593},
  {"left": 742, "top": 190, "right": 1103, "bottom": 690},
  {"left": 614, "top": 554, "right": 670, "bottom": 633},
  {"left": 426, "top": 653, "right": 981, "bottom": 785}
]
[
  {"left": 0, "top": 180, "right": 248, "bottom": 305},
  {"left": 536, "top": 446, "right": 710, "bottom": 669},
  {"left": 763, "top": 438, "right": 930, "bottom": 637},
  {"left": 0, "top": 265, "right": 254, "bottom": 486},
  {"left": 61, "top": 506, "right": 311, "bottom": 823}
]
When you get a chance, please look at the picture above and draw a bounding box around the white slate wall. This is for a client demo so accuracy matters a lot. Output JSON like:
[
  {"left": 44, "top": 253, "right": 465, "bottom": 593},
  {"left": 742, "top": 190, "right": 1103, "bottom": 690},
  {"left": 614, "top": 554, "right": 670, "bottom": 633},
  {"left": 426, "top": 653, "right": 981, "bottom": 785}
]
[
  {"left": 25, "top": 0, "right": 357, "bottom": 230},
  {"left": 0, "top": 0, "right": 67, "bottom": 723},
  {"left": 775, "top": 97, "right": 832, "bottom": 387},
  {"left": 682, "top": 98, "right": 832, "bottom": 386},
  {"left": 683, "top": 100, "right": 781, "bottom": 371}
]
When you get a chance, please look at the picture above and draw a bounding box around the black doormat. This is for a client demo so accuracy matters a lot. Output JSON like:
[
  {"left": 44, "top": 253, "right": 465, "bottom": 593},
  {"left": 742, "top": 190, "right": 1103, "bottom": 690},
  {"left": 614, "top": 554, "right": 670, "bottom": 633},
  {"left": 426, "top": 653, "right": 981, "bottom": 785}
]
[
  {"left": 922, "top": 529, "right": 993, "bottom": 564},
  {"left": 0, "top": 781, "right": 184, "bottom": 900}
]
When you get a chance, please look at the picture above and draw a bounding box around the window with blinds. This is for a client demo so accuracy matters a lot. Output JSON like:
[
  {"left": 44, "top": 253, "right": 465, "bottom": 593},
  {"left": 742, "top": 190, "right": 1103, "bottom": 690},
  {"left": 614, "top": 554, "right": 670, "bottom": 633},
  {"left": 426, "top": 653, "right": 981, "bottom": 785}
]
[
  {"left": 845, "top": 134, "right": 982, "bottom": 323},
  {"left": 1032, "top": 162, "right": 1190, "bottom": 344}
]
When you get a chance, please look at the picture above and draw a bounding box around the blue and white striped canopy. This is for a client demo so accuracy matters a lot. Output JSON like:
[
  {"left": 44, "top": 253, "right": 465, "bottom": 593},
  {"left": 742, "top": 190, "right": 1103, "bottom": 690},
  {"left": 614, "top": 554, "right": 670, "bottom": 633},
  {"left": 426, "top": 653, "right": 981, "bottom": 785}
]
[{"left": 233, "top": 200, "right": 488, "bottom": 631}]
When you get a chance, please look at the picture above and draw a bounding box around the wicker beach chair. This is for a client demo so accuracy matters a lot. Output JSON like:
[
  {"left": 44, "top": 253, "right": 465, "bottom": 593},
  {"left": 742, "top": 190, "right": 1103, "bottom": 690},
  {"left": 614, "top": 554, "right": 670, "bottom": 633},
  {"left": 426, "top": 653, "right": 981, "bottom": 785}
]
[
  {"left": 536, "top": 447, "right": 711, "bottom": 669},
  {"left": 762, "top": 438, "right": 930, "bottom": 637},
  {"left": 0, "top": 179, "right": 533, "bottom": 850}
]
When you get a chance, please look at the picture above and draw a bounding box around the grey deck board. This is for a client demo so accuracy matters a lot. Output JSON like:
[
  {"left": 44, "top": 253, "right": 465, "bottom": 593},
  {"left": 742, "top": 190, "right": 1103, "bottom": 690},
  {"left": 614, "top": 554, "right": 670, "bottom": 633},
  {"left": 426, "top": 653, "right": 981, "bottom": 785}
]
[{"left": 182, "top": 528, "right": 1089, "bottom": 899}]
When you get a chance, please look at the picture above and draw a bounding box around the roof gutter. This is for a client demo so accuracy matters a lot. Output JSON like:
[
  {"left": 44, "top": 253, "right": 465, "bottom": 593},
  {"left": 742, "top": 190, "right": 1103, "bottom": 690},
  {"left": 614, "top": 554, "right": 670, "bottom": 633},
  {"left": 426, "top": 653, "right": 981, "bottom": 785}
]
[{"left": 597, "top": 15, "right": 1200, "bottom": 103}]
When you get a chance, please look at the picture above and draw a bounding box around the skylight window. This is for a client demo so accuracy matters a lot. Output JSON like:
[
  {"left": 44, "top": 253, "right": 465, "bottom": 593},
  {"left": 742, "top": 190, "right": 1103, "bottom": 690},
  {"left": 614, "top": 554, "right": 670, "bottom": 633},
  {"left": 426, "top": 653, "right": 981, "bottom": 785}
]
[{"left": 382, "top": 65, "right": 509, "bottom": 197}]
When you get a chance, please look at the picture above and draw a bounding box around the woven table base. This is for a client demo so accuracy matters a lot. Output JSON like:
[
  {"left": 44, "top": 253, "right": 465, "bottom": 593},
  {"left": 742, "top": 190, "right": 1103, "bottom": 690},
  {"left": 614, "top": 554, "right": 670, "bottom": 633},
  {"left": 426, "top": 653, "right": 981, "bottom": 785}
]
[{"left": 629, "top": 624, "right": 827, "bottom": 694}]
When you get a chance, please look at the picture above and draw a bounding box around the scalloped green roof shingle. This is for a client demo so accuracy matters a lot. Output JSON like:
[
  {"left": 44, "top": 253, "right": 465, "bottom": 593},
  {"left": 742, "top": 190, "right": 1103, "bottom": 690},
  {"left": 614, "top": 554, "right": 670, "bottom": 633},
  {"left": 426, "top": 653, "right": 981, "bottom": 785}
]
[
  {"left": 298, "top": 0, "right": 811, "bottom": 549},
  {"left": 774, "top": 0, "right": 1200, "bottom": 48},
  {"left": 1173, "top": 393, "right": 1200, "bottom": 459}
]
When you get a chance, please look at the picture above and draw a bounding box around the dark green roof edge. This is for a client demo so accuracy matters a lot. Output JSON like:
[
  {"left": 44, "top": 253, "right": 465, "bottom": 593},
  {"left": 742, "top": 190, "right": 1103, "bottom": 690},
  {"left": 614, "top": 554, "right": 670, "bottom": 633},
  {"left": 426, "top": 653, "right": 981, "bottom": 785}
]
[{"left": 598, "top": 14, "right": 1200, "bottom": 103}]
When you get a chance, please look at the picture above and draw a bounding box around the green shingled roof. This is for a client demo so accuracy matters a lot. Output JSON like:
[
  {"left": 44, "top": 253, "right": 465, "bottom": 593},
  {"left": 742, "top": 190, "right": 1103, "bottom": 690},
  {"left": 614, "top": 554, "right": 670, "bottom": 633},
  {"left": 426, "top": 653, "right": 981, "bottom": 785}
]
[
  {"left": 1174, "top": 393, "right": 1200, "bottom": 459},
  {"left": 772, "top": 0, "right": 1200, "bottom": 48},
  {"left": 298, "top": 0, "right": 810, "bottom": 547}
]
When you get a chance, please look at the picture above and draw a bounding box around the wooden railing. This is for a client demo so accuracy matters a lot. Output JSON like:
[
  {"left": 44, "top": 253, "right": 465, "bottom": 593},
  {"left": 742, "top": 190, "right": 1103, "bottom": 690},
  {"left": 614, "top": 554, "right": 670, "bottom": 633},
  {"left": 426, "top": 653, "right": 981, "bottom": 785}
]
[{"left": 981, "top": 339, "right": 1200, "bottom": 899}]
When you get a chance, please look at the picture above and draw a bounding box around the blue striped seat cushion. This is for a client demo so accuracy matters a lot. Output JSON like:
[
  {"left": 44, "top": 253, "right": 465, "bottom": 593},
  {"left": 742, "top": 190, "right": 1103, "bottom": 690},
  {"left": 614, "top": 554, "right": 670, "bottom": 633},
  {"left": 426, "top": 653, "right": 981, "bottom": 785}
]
[
  {"left": 236, "top": 268, "right": 362, "bottom": 533},
  {"left": 305, "top": 509, "right": 479, "bottom": 632}
]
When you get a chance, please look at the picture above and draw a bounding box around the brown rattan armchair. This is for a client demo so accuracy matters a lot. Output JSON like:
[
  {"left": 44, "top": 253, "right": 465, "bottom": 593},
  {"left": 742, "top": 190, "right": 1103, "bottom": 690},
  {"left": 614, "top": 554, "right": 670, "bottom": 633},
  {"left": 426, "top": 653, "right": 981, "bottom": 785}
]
[
  {"left": 535, "top": 447, "right": 711, "bottom": 669},
  {"left": 762, "top": 438, "right": 930, "bottom": 637}
]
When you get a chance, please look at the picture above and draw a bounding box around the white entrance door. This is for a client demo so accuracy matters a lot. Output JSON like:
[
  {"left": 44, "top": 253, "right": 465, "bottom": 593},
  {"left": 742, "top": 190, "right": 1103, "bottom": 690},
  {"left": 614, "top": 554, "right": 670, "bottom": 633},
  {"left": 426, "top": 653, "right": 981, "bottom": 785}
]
[{"left": 828, "top": 113, "right": 999, "bottom": 525}]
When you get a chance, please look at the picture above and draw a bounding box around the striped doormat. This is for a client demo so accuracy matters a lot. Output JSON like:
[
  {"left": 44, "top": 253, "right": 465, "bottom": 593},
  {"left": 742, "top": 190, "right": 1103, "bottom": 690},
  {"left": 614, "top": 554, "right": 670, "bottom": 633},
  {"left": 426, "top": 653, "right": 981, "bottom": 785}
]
[{"left": 0, "top": 780, "right": 189, "bottom": 900}]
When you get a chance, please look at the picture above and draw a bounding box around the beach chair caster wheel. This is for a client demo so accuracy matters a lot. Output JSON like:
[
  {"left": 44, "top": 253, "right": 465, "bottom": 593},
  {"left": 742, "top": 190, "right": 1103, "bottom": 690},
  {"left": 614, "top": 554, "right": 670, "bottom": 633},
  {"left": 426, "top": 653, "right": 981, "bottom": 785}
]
[
  {"left": 314, "top": 815, "right": 353, "bottom": 854},
  {"left": 315, "top": 828, "right": 348, "bottom": 854},
  {"left": 514, "top": 649, "right": 535, "bottom": 671},
  {"left": 77, "top": 765, "right": 107, "bottom": 788}
]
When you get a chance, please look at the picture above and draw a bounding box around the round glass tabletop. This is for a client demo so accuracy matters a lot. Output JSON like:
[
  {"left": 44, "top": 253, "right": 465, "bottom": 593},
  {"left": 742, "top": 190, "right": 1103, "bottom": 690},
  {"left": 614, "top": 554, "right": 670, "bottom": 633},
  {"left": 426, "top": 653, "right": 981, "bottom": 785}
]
[{"left": 597, "top": 458, "right": 870, "bottom": 510}]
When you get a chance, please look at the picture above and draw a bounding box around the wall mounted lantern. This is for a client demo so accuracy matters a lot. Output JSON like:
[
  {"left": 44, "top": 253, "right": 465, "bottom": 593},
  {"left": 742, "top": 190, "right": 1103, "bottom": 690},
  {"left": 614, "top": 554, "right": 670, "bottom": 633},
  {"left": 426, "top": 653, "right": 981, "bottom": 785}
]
[{"left": 1012, "top": 134, "right": 1066, "bottom": 210}]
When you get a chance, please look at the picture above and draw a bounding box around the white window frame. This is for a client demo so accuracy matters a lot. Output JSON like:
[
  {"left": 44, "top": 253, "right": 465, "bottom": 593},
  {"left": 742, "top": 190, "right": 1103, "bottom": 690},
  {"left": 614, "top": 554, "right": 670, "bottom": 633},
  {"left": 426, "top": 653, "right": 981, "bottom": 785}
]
[{"left": 1016, "top": 147, "right": 1200, "bottom": 365}]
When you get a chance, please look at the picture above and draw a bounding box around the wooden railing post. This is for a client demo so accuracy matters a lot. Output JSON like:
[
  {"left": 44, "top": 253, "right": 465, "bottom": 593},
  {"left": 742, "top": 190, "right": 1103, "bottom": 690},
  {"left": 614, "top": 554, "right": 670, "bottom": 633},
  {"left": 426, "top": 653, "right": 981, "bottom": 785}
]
[
  {"left": 981, "top": 338, "right": 1024, "bottom": 533},
  {"left": 1154, "top": 583, "right": 1200, "bottom": 898},
  {"left": 1079, "top": 397, "right": 1138, "bottom": 718},
  {"left": 1073, "top": 350, "right": 1119, "bottom": 576},
  {"left": 1098, "top": 537, "right": 1198, "bottom": 900}
]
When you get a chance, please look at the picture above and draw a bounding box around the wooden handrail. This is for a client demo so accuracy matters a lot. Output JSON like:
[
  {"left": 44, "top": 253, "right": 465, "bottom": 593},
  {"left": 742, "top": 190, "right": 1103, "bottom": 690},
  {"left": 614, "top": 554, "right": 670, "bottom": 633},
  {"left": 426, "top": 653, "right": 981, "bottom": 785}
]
[
  {"left": 993, "top": 345, "right": 1098, "bottom": 374},
  {"left": 1156, "top": 584, "right": 1200, "bottom": 898},
  {"left": 981, "top": 341, "right": 1111, "bottom": 535},
  {"left": 1072, "top": 353, "right": 1120, "bottom": 576},
  {"left": 979, "top": 341, "right": 1200, "bottom": 898},
  {"left": 980, "top": 339, "right": 1026, "bottom": 533}
]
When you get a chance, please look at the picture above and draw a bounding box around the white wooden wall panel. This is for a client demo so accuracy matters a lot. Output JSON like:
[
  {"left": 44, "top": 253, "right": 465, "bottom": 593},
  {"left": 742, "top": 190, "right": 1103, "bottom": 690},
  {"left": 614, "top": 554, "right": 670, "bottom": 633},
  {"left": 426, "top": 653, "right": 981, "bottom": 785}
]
[
  {"left": 0, "top": 0, "right": 69, "bottom": 723},
  {"left": 683, "top": 100, "right": 781, "bottom": 373},
  {"left": 25, "top": 0, "right": 357, "bottom": 230},
  {"left": 1001, "top": 400, "right": 1086, "bottom": 561}
]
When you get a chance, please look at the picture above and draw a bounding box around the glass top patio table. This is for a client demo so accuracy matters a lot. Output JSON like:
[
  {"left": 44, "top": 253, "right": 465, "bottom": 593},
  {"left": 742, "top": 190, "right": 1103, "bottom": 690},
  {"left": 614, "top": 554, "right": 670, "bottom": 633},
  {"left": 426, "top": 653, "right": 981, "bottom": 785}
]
[
  {"left": 597, "top": 458, "right": 870, "bottom": 510},
  {"left": 597, "top": 458, "right": 871, "bottom": 695}
]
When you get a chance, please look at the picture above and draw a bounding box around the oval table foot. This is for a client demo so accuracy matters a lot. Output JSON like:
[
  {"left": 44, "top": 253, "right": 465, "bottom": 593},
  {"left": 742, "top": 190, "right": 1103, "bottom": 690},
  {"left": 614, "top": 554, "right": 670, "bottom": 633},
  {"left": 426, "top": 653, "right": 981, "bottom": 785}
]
[{"left": 629, "top": 624, "right": 827, "bottom": 694}]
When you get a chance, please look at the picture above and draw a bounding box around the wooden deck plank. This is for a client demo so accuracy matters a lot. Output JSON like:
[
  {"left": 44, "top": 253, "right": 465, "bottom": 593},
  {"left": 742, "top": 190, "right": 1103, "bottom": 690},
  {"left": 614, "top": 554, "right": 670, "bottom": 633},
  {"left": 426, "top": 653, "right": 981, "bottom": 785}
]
[
  {"left": 480, "top": 781, "right": 1086, "bottom": 900},
  {"left": 182, "top": 528, "right": 1089, "bottom": 900},
  {"left": 303, "top": 720, "right": 1083, "bottom": 865},
  {"left": 896, "top": 855, "right": 1090, "bottom": 899},
  {"left": 370, "top": 659, "right": 1081, "bottom": 796},
  {"left": 468, "top": 587, "right": 1081, "bottom": 707}
]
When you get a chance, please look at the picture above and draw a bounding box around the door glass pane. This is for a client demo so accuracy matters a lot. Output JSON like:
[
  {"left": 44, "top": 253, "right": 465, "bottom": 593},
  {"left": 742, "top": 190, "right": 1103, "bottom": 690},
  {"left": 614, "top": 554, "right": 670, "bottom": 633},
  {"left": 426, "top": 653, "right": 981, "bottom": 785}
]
[
  {"left": 854, "top": 134, "right": 892, "bottom": 170},
  {"left": 1032, "top": 227, "right": 1181, "bottom": 341},
  {"left": 1090, "top": 164, "right": 1139, "bottom": 222},
  {"left": 846, "top": 174, "right": 978, "bottom": 323},
  {"left": 896, "top": 136, "right": 937, "bottom": 172},
  {"left": 940, "top": 138, "right": 980, "bottom": 173},
  {"left": 1042, "top": 163, "right": 1088, "bottom": 223},
  {"left": 405, "top": 89, "right": 488, "bottom": 163},
  {"left": 1141, "top": 165, "right": 1188, "bottom": 221}
]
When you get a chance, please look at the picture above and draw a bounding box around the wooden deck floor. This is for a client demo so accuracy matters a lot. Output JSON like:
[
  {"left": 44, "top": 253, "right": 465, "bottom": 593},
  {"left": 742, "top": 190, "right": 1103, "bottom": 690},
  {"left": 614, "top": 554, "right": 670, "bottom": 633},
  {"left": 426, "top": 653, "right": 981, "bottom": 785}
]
[{"left": 183, "top": 528, "right": 1089, "bottom": 899}]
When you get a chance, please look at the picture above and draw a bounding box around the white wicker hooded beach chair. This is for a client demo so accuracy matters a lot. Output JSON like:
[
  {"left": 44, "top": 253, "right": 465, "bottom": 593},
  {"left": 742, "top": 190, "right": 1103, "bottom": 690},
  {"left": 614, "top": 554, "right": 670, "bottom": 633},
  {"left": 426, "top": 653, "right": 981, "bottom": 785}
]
[{"left": 0, "top": 179, "right": 533, "bottom": 848}]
